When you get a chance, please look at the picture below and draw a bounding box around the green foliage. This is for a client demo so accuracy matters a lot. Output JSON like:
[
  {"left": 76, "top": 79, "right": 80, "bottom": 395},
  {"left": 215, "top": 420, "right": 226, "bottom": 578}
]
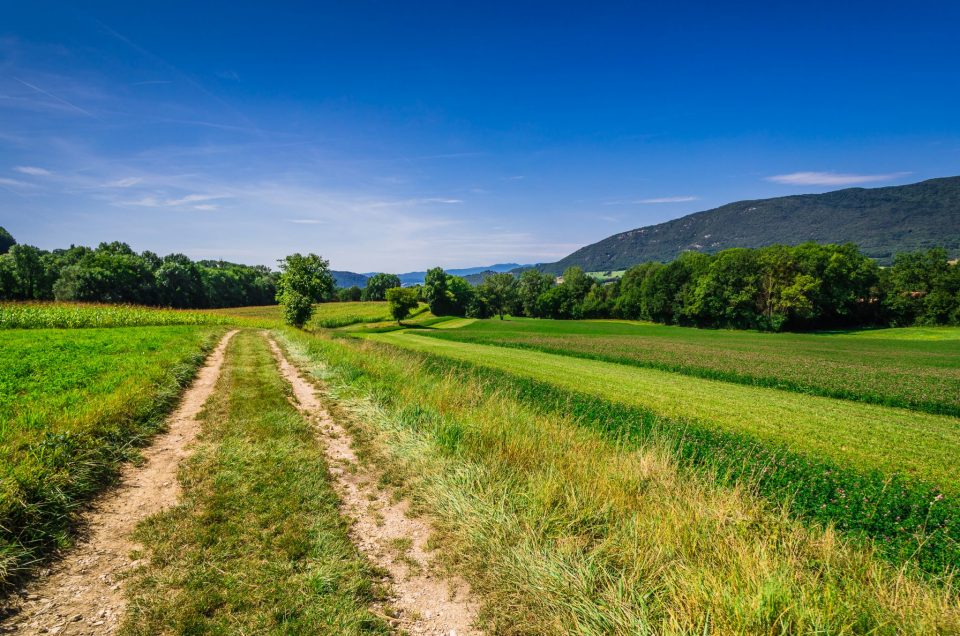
[
  {"left": 337, "top": 285, "right": 363, "bottom": 302},
  {"left": 362, "top": 272, "right": 401, "bottom": 300},
  {"left": 0, "top": 326, "right": 221, "bottom": 586},
  {"left": 385, "top": 287, "right": 418, "bottom": 323},
  {"left": 506, "top": 243, "right": 959, "bottom": 331},
  {"left": 474, "top": 272, "right": 518, "bottom": 319},
  {"left": 0, "top": 240, "right": 277, "bottom": 308},
  {"left": 276, "top": 253, "right": 334, "bottom": 327},
  {"left": 543, "top": 175, "right": 960, "bottom": 272},
  {"left": 517, "top": 269, "right": 554, "bottom": 317},
  {"left": 0, "top": 227, "right": 15, "bottom": 255},
  {"left": 423, "top": 267, "right": 474, "bottom": 316},
  {"left": 279, "top": 291, "right": 314, "bottom": 328}
]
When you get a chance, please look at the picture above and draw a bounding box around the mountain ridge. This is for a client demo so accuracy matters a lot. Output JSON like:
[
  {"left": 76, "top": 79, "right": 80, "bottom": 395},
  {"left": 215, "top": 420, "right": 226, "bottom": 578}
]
[{"left": 539, "top": 176, "right": 960, "bottom": 273}]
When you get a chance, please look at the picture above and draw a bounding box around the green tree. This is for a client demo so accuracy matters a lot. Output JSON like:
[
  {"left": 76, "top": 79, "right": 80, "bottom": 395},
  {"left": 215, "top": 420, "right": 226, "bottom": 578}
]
[
  {"left": 476, "top": 272, "right": 518, "bottom": 319},
  {"left": 338, "top": 285, "right": 363, "bottom": 301},
  {"left": 517, "top": 269, "right": 554, "bottom": 317},
  {"left": 0, "top": 227, "right": 15, "bottom": 255},
  {"left": 276, "top": 253, "right": 334, "bottom": 327},
  {"left": 155, "top": 255, "right": 207, "bottom": 308},
  {"left": 363, "top": 273, "right": 402, "bottom": 300},
  {"left": 386, "top": 287, "right": 419, "bottom": 323},
  {"left": 423, "top": 267, "right": 453, "bottom": 315},
  {"left": 446, "top": 275, "right": 475, "bottom": 317}
]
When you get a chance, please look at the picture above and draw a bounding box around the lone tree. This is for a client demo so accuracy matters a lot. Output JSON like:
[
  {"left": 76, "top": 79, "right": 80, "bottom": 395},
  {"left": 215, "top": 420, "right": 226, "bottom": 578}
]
[
  {"left": 276, "top": 253, "right": 334, "bottom": 327},
  {"left": 386, "top": 287, "right": 418, "bottom": 323}
]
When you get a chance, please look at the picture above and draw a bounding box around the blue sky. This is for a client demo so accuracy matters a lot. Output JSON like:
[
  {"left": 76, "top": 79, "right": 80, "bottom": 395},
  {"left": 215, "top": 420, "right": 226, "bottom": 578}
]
[{"left": 1, "top": 1, "right": 959, "bottom": 272}]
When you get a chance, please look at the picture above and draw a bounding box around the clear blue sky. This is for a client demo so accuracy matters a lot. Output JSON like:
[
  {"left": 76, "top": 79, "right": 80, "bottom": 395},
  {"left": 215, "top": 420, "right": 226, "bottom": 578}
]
[{"left": 2, "top": 1, "right": 958, "bottom": 272}]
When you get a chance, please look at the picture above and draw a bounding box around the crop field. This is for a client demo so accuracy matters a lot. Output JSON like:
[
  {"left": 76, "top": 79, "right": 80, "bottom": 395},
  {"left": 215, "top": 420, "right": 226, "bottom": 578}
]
[
  {"left": 0, "top": 325, "right": 222, "bottom": 585},
  {"left": 0, "top": 302, "right": 234, "bottom": 329},
  {"left": 417, "top": 318, "right": 960, "bottom": 415},
  {"left": 366, "top": 326, "right": 960, "bottom": 577}
]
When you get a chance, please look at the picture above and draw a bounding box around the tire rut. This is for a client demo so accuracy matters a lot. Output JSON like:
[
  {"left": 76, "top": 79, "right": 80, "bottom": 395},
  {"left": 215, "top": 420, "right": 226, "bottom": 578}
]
[
  {"left": 267, "top": 335, "right": 482, "bottom": 636},
  {"left": 0, "top": 330, "right": 238, "bottom": 636}
]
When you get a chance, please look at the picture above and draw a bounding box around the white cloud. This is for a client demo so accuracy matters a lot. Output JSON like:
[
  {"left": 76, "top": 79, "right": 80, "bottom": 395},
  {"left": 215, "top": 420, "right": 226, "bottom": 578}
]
[
  {"left": 165, "top": 193, "right": 225, "bottom": 206},
  {"left": 637, "top": 196, "right": 698, "bottom": 204},
  {"left": 0, "top": 177, "right": 30, "bottom": 187},
  {"left": 605, "top": 195, "right": 699, "bottom": 205},
  {"left": 287, "top": 219, "right": 325, "bottom": 224},
  {"left": 14, "top": 165, "right": 51, "bottom": 176},
  {"left": 120, "top": 193, "right": 226, "bottom": 208},
  {"left": 765, "top": 171, "right": 910, "bottom": 186},
  {"left": 105, "top": 177, "right": 142, "bottom": 188}
]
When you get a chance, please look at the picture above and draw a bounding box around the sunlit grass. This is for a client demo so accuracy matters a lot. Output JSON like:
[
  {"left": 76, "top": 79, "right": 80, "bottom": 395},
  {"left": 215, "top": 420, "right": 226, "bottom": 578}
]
[
  {"left": 278, "top": 329, "right": 960, "bottom": 634},
  {"left": 0, "top": 326, "right": 222, "bottom": 586}
]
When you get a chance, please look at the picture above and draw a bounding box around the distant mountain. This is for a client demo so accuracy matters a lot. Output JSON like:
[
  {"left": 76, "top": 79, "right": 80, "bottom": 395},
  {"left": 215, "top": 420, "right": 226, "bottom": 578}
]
[
  {"left": 540, "top": 176, "right": 960, "bottom": 273},
  {"left": 463, "top": 270, "right": 499, "bottom": 285},
  {"left": 332, "top": 270, "right": 368, "bottom": 288},
  {"left": 394, "top": 263, "right": 526, "bottom": 286}
]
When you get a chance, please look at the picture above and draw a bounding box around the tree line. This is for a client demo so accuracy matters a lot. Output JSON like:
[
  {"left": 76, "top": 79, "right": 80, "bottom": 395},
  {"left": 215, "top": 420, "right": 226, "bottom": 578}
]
[
  {"left": 422, "top": 243, "right": 960, "bottom": 330},
  {"left": 0, "top": 230, "right": 277, "bottom": 308}
]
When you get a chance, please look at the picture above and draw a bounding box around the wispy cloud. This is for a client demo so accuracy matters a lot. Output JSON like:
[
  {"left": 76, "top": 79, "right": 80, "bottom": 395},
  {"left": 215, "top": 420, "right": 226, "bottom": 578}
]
[
  {"left": 15, "top": 165, "right": 52, "bottom": 176},
  {"left": 120, "top": 193, "right": 228, "bottom": 208},
  {"left": 766, "top": 171, "right": 910, "bottom": 186},
  {"left": 0, "top": 177, "right": 31, "bottom": 187},
  {"left": 637, "top": 196, "right": 698, "bottom": 204},
  {"left": 104, "top": 177, "right": 142, "bottom": 188},
  {"left": 287, "top": 218, "right": 325, "bottom": 224},
  {"left": 11, "top": 77, "right": 95, "bottom": 118},
  {"left": 605, "top": 195, "right": 698, "bottom": 205}
]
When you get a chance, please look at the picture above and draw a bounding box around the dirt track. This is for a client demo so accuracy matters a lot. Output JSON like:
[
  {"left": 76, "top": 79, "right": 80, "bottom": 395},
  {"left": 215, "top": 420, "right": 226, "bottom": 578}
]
[
  {"left": 268, "top": 336, "right": 482, "bottom": 636},
  {"left": 0, "top": 330, "right": 238, "bottom": 636}
]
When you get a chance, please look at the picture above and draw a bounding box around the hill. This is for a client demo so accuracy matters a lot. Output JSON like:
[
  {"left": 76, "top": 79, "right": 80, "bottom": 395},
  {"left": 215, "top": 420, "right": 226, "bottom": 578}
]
[
  {"left": 332, "top": 271, "right": 368, "bottom": 288},
  {"left": 394, "top": 263, "right": 525, "bottom": 286},
  {"left": 541, "top": 176, "right": 960, "bottom": 273}
]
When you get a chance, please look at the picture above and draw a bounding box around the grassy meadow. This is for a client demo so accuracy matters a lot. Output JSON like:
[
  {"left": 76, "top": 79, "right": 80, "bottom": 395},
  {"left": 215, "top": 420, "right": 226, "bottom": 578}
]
[
  {"left": 0, "top": 325, "right": 223, "bottom": 586},
  {"left": 417, "top": 318, "right": 960, "bottom": 415},
  {"left": 278, "top": 328, "right": 960, "bottom": 633},
  {"left": 363, "top": 327, "right": 960, "bottom": 576},
  {"left": 3, "top": 299, "right": 958, "bottom": 632}
]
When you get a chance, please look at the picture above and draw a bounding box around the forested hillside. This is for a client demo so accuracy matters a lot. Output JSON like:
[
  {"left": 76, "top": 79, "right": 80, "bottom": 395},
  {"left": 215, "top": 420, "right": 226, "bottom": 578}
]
[{"left": 542, "top": 176, "right": 960, "bottom": 273}]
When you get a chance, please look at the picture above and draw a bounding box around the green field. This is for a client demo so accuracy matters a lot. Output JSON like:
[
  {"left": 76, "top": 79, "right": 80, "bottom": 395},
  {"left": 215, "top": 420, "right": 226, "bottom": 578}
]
[
  {"left": 208, "top": 300, "right": 432, "bottom": 329},
  {"left": 4, "top": 302, "right": 959, "bottom": 632},
  {"left": 279, "top": 328, "right": 960, "bottom": 633},
  {"left": 0, "top": 302, "right": 234, "bottom": 329},
  {"left": 415, "top": 318, "right": 960, "bottom": 415},
  {"left": 0, "top": 325, "right": 222, "bottom": 585},
  {"left": 365, "top": 325, "right": 960, "bottom": 575}
]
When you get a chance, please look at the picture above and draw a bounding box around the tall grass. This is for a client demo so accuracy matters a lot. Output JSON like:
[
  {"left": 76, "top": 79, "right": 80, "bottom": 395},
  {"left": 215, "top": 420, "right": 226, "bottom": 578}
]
[
  {"left": 277, "top": 329, "right": 960, "bottom": 634},
  {"left": 0, "top": 326, "right": 223, "bottom": 588},
  {"left": 367, "top": 331, "right": 960, "bottom": 576}
]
